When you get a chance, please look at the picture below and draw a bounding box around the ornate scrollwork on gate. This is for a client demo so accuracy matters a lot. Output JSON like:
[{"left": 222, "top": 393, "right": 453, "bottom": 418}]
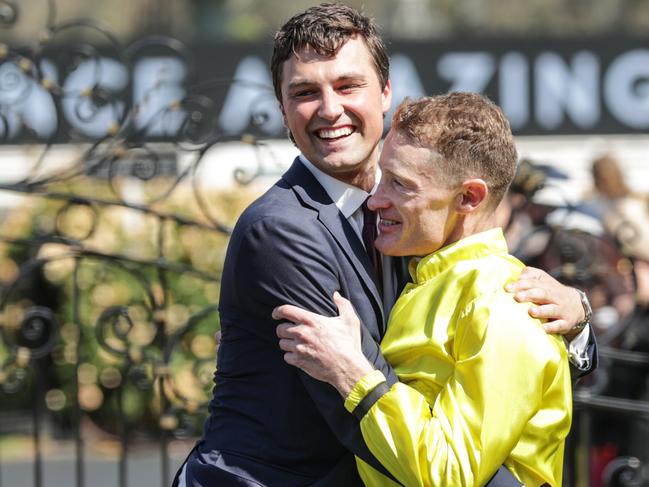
[{"left": 0, "top": 2, "right": 285, "bottom": 467}]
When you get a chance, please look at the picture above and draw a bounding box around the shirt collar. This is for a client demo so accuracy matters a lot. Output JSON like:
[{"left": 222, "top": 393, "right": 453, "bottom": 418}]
[
  {"left": 409, "top": 228, "right": 509, "bottom": 284},
  {"left": 299, "top": 155, "right": 380, "bottom": 218}
]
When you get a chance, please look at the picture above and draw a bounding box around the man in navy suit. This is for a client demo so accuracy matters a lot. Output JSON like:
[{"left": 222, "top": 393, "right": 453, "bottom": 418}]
[{"left": 179, "top": 4, "right": 596, "bottom": 486}]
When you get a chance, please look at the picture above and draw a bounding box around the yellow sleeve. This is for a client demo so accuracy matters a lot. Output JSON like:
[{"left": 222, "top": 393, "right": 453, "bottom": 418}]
[{"left": 356, "top": 295, "right": 571, "bottom": 487}]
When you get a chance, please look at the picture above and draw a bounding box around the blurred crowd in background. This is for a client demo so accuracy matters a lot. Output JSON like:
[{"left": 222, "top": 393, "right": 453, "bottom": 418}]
[{"left": 499, "top": 153, "right": 649, "bottom": 484}]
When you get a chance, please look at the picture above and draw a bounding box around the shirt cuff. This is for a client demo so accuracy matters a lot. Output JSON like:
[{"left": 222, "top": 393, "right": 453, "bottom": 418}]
[
  {"left": 564, "top": 324, "right": 591, "bottom": 369},
  {"left": 344, "top": 369, "right": 387, "bottom": 413}
]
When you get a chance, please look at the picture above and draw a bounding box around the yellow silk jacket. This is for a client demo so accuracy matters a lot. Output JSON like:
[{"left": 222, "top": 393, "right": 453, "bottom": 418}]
[{"left": 344, "top": 229, "right": 572, "bottom": 487}]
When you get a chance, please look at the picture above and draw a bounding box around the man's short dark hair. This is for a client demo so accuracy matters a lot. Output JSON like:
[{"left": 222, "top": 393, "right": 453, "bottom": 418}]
[
  {"left": 270, "top": 3, "right": 389, "bottom": 104},
  {"left": 391, "top": 93, "right": 518, "bottom": 206}
]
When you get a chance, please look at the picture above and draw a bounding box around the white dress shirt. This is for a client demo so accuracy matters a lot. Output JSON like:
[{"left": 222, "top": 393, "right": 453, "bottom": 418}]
[{"left": 299, "top": 155, "right": 371, "bottom": 243}]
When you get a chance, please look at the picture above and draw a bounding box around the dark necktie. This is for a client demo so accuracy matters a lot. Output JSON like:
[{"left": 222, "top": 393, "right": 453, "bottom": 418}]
[{"left": 361, "top": 199, "right": 383, "bottom": 291}]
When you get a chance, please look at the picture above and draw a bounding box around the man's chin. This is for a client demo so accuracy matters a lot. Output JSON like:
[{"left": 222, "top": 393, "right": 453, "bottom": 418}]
[{"left": 375, "top": 241, "right": 402, "bottom": 257}]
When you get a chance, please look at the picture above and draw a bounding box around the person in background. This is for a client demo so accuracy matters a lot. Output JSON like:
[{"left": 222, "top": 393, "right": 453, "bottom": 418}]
[{"left": 588, "top": 154, "right": 649, "bottom": 276}]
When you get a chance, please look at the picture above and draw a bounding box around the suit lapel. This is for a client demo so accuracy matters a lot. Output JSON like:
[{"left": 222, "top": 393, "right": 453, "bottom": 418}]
[{"left": 282, "top": 159, "right": 385, "bottom": 327}]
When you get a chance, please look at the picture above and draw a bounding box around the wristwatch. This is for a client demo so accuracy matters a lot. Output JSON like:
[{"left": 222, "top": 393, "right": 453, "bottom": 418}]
[{"left": 571, "top": 289, "right": 592, "bottom": 332}]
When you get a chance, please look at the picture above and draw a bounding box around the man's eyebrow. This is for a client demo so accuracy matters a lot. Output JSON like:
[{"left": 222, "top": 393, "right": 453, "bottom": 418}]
[
  {"left": 386, "top": 166, "right": 418, "bottom": 185},
  {"left": 334, "top": 73, "right": 367, "bottom": 82},
  {"left": 286, "top": 73, "right": 368, "bottom": 91},
  {"left": 286, "top": 80, "right": 314, "bottom": 91}
]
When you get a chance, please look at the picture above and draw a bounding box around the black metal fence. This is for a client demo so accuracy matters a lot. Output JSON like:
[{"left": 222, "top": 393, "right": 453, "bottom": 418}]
[{"left": 0, "top": 2, "right": 284, "bottom": 485}]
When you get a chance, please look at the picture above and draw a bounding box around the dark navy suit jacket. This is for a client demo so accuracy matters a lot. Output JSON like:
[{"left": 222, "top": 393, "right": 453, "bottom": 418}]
[
  {"left": 182, "top": 158, "right": 595, "bottom": 486},
  {"left": 186, "top": 159, "right": 398, "bottom": 486}
]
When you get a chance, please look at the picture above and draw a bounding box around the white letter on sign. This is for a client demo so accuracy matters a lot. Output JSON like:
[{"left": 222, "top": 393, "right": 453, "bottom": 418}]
[
  {"left": 605, "top": 49, "right": 649, "bottom": 129},
  {"left": 535, "top": 51, "right": 599, "bottom": 129}
]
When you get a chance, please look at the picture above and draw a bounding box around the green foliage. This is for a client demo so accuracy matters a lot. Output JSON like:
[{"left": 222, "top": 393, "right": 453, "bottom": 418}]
[{"left": 0, "top": 176, "right": 260, "bottom": 438}]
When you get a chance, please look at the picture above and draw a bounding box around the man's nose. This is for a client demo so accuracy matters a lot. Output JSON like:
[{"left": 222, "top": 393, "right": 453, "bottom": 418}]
[
  {"left": 318, "top": 90, "right": 344, "bottom": 120},
  {"left": 367, "top": 188, "right": 389, "bottom": 211}
]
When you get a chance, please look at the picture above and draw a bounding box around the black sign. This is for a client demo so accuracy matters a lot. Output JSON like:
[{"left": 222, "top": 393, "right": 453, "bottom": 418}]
[{"left": 1, "top": 38, "right": 648, "bottom": 143}]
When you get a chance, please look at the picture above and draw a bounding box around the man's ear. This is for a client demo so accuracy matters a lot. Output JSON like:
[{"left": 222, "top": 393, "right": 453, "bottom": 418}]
[
  {"left": 381, "top": 79, "right": 392, "bottom": 114},
  {"left": 457, "top": 179, "right": 489, "bottom": 214},
  {"left": 279, "top": 103, "right": 287, "bottom": 126}
]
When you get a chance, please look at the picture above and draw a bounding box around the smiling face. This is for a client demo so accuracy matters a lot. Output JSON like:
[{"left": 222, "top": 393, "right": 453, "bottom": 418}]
[
  {"left": 279, "top": 36, "right": 392, "bottom": 190},
  {"left": 368, "top": 130, "right": 464, "bottom": 257}
]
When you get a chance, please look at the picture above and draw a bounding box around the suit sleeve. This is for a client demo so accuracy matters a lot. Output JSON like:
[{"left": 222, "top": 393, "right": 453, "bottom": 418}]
[
  {"left": 230, "top": 214, "right": 399, "bottom": 474},
  {"left": 344, "top": 295, "right": 572, "bottom": 487}
]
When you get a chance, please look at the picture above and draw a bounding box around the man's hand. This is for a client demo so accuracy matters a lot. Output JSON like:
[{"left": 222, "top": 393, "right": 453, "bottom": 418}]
[
  {"left": 272, "top": 292, "right": 374, "bottom": 397},
  {"left": 505, "top": 266, "right": 586, "bottom": 341}
]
